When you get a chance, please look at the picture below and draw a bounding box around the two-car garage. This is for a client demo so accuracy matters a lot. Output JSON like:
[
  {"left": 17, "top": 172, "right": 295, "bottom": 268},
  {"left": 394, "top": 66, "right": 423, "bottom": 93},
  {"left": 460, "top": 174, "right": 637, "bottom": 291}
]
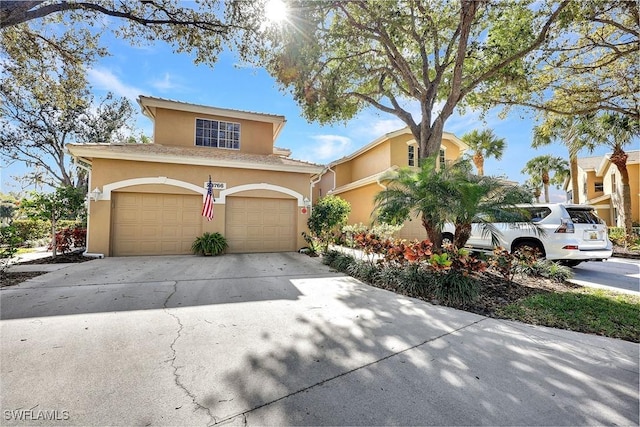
[{"left": 110, "top": 192, "right": 297, "bottom": 256}]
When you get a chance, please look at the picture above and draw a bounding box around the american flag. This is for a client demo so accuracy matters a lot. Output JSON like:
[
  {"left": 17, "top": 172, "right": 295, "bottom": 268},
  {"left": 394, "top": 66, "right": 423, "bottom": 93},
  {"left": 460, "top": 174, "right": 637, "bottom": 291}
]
[{"left": 202, "top": 176, "right": 214, "bottom": 221}]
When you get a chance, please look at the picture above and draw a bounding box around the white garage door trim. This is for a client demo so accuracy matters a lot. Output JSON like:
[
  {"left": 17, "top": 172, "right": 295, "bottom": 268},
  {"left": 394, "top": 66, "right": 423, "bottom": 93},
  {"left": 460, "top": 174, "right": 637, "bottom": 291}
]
[
  {"left": 101, "top": 177, "right": 205, "bottom": 200},
  {"left": 219, "top": 183, "right": 305, "bottom": 206}
]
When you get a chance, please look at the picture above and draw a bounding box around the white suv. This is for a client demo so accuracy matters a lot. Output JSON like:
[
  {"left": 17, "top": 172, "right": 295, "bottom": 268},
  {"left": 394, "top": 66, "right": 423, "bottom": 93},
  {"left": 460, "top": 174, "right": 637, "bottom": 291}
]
[{"left": 442, "top": 203, "right": 613, "bottom": 266}]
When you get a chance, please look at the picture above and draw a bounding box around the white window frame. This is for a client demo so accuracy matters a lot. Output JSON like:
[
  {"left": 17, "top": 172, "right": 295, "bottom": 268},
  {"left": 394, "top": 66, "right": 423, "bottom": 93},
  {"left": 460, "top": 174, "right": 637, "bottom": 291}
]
[
  {"left": 195, "top": 117, "right": 241, "bottom": 150},
  {"left": 408, "top": 145, "right": 416, "bottom": 167}
]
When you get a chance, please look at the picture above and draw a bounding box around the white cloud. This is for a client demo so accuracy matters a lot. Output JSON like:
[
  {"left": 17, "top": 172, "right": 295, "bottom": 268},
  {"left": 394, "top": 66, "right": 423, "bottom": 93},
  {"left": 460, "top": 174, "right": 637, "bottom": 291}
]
[
  {"left": 297, "top": 134, "right": 352, "bottom": 163},
  {"left": 87, "top": 67, "right": 142, "bottom": 101},
  {"left": 151, "top": 72, "right": 181, "bottom": 92}
]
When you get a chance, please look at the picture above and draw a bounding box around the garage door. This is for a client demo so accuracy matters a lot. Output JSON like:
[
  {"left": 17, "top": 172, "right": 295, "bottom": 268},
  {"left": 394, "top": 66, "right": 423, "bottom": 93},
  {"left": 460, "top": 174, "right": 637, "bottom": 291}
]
[
  {"left": 112, "top": 192, "right": 202, "bottom": 256},
  {"left": 226, "top": 197, "right": 296, "bottom": 253}
]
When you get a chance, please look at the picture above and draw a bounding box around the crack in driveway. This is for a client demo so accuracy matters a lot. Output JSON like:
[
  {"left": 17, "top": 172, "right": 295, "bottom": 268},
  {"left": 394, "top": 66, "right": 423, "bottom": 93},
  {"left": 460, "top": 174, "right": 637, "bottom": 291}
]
[
  {"left": 214, "top": 317, "right": 488, "bottom": 425},
  {"left": 163, "top": 280, "right": 217, "bottom": 426}
]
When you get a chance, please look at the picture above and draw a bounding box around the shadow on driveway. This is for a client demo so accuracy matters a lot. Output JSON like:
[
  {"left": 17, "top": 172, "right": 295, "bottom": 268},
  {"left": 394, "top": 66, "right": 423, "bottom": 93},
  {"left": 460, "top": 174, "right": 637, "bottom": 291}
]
[
  {"left": 1, "top": 253, "right": 638, "bottom": 426},
  {"left": 0, "top": 253, "right": 339, "bottom": 320}
]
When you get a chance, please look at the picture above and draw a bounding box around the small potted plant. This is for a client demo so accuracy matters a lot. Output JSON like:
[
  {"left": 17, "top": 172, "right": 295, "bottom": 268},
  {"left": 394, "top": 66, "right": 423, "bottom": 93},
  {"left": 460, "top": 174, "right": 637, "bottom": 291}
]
[{"left": 191, "top": 232, "right": 228, "bottom": 256}]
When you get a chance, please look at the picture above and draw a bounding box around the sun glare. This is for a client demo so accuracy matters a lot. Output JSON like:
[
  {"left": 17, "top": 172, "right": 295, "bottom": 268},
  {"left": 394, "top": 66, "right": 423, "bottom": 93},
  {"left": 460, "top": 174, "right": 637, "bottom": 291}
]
[{"left": 265, "top": 0, "right": 287, "bottom": 24}]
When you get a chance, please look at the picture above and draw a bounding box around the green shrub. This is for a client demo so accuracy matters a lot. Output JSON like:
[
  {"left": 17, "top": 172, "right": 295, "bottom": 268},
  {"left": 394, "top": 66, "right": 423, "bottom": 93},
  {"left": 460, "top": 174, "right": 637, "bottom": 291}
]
[
  {"left": 333, "top": 252, "right": 356, "bottom": 272},
  {"left": 433, "top": 270, "right": 479, "bottom": 305},
  {"left": 346, "top": 260, "right": 378, "bottom": 283},
  {"left": 526, "top": 260, "right": 573, "bottom": 282},
  {"left": 373, "top": 264, "right": 401, "bottom": 288},
  {"left": 608, "top": 227, "right": 626, "bottom": 246},
  {"left": 191, "top": 232, "right": 228, "bottom": 256},
  {"left": 11, "top": 219, "right": 50, "bottom": 242},
  {"left": 1, "top": 225, "right": 21, "bottom": 278},
  {"left": 341, "top": 223, "right": 370, "bottom": 247},
  {"left": 307, "top": 195, "right": 351, "bottom": 253},
  {"left": 321, "top": 250, "right": 340, "bottom": 266},
  {"left": 397, "top": 264, "right": 433, "bottom": 297}
]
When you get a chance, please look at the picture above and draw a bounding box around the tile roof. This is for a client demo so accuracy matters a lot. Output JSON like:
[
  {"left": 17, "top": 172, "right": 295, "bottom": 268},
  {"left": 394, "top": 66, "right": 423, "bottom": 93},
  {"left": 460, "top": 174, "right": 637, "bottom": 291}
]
[
  {"left": 67, "top": 143, "right": 324, "bottom": 173},
  {"left": 577, "top": 155, "right": 605, "bottom": 170},
  {"left": 138, "top": 95, "right": 286, "bottom": 121}
]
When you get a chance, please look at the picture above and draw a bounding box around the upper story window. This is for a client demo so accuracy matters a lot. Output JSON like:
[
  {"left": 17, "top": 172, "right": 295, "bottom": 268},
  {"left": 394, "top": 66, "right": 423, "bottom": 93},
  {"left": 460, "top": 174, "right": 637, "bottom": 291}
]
[
  {"left": 439, "top": 149, "right": 446, "bottom": 169},
  {"left": 195, "top": 118, "right": 240, "bottom": 149},
  {"left": 594, "top": 182, "right": 604, "bottom": 192},
  {"left": 408, "top": 145, "right": 415, "bottom": 166}
]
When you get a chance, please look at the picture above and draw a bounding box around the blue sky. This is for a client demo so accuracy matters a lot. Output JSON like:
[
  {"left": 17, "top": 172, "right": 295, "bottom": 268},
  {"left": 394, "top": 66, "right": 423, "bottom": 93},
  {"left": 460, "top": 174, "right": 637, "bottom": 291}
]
[{"left": 1, "top": 26, "right": 624, "bottom": 201}]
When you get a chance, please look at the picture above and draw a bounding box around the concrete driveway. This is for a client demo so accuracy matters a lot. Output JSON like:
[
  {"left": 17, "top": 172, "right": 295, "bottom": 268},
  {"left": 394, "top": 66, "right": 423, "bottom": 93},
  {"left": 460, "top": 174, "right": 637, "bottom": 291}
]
[{"left": 1, "top": 253, "right": 638, "bottom": 426}]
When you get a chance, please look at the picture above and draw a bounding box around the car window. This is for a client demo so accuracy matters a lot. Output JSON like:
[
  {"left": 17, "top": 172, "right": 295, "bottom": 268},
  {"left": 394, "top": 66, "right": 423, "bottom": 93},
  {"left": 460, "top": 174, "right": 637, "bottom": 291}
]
[
  {"left": 566, "top": 208, "right": 603, "bottom": 224},
  {"left": 525, "top": 207, "right": 552, "bottom": 223},
  {"left": 488, "top": 207, "right": 551, "bottom": 223}
]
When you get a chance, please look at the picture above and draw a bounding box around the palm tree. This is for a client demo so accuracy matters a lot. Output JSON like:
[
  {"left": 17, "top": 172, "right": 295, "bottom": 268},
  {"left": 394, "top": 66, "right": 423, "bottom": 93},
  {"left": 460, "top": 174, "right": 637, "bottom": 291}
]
[
  {"left": 374, "top": 157, "right": 532, "bottom": 249},
  {"left": 461, "top": 129, "right": 506, "bottom": 176},
  {"left": 587, "top": 113, "right": 640, "bottom": 235},
  {"left": 448, "top": 174, "right": 533, "bottom": 248},
  {"left": 374, "top": 155, "right": 456, "bottom": 249},
  {"left": 524, "top": 176, "right": 543, "bottom": 203},
  {"left": 532, "top": 115, "right": 595, "bottom": 203},
  {"left": 522, "top": 155, "right": 569, "bottom": 203}
]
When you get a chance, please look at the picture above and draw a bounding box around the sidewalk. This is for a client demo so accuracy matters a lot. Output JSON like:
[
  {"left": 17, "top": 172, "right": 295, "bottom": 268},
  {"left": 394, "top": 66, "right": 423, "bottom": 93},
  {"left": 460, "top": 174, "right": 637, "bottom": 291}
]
[
  {"left": 11, "top": 246, "right": 53, "bottom": 263},
  {"left": 6, "top": 247, "right": 76, "bottom": 273}
]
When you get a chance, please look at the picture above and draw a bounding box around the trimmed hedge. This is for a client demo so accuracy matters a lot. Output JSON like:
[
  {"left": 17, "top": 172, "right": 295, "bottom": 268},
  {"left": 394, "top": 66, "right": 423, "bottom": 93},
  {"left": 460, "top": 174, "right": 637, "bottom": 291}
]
[{"left": 11, "top": 219, "right": 85, "bottom": 244}]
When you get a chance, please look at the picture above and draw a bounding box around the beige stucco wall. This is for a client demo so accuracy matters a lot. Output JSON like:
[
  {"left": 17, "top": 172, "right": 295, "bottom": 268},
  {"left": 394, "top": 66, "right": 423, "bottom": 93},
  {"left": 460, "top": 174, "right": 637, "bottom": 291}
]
[
  {"left": 87, "top": 158, "right": 313, "bottom": 256},
  {"left": 604, "top": 162, "right": 639, "bottom": 226},
  {"left": 320, "top": 132, "right": 467, "bottom": 230},
  {"left": 583, "top": 170, "right": 602, "bottom": 201},
  {"left": 350, "top": 141, "right": 391, "bottom": 182},
  {"left": 335, "top": 183, "right": 382, "bottom": 226},
  {"left": 441, "top": 136, "right": 465, "bottom": 163},
  {"left": 153, "top": 108, "right": 274, "bottom": 155}
]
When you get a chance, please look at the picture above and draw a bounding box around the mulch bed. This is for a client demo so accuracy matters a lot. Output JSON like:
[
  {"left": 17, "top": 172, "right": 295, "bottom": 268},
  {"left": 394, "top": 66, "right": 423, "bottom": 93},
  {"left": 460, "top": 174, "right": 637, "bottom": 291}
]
[
  {"left": 458, "top": 271, "right": 581, "bottom": 317},
  {"left": 1, "top": 251, "right": 94, "bottom": 288}
]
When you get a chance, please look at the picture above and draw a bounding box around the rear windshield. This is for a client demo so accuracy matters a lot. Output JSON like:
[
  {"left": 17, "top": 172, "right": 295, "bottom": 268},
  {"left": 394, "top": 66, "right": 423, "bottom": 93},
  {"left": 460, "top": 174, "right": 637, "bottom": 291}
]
[{"left": 566, "top": 208, "right": 604, "bottom": 224}]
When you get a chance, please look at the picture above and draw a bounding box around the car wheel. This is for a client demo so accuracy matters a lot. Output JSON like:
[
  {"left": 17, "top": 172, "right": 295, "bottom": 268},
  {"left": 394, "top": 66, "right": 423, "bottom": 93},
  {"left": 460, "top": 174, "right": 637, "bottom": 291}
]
[
  {"left": 560, "top": 260, "right": 582, "bottom": 267},
  {"left": 512, "top": 241, "right": 544, "bottom": 259},
  {"left": 442, "top": 232, "right": 454, "bottom": 245}
]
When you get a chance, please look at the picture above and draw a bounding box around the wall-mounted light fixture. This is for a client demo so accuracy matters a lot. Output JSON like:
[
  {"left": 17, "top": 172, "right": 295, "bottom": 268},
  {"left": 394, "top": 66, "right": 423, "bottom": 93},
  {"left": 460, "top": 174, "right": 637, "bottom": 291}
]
[
  {"left": 303, "top": 196, "right": 310, "bottom": 208},
  {"left": 90, "top": 187, "right": 102, "bottom": 202}
]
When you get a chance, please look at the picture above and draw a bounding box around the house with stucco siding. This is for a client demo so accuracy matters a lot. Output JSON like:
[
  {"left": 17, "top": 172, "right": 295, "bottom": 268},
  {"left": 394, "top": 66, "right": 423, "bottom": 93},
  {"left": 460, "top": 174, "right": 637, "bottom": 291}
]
[
  {"left": 313, "top": 127, "right": 468, "bottom": 240},
  {"left": 567, "top": 151, "right": 640, "bottom": 226},
  {"left": 68, "top": 96, "right": 323, "bottom": 256}
]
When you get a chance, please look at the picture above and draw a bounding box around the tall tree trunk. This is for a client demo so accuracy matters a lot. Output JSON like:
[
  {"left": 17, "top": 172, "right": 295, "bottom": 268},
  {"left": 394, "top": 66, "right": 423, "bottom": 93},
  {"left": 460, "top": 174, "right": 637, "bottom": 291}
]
[
  {"left": 418, "top": 118, "right": 446, "bottom": 161},
  {"left": 422, "top": 213, "right": 442, "bottom": 250},
  {"left": 50, "top": 216, "right": 57, "bottom": 257},
  {"left": 610, "top": 148, "right": 632, "bottom": 238},
  {"left": 473, "top": 152, "right": 484, "bottom": 176},
  {"left": 542, "top": 171, "right": 550, "bottom": 203},
  {"left": 453, "top": 222, "right": 472, "bottom": 248},
  {"left": 570, "top": 155, "right": 580, "bottom": 203}
]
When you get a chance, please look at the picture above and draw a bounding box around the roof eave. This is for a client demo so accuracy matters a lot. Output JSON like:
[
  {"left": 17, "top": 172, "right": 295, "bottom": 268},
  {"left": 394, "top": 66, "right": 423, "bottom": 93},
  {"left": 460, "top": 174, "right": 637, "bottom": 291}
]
[{"left": 67, "top": 145, "right": 323, "bottom": 174}]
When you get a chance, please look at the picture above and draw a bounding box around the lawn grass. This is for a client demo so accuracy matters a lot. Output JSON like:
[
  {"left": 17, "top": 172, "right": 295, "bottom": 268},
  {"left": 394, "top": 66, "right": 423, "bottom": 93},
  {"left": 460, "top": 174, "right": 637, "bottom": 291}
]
[
  {"left": 15, "top": 248, "right": 35, "bottom": 255},
  {"left": 497, "top": 288, "right": 640, "bottom": 342}
]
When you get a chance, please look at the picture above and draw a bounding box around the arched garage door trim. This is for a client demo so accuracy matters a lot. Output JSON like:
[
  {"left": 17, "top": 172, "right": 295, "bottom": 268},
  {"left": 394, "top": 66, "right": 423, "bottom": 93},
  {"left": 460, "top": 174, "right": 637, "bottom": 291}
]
[
  {"left": 101, "top": 177, "right": 205, "bottom": 200},
  {"left": 219, "top": 183, "right": 305, "bottom": 206}
]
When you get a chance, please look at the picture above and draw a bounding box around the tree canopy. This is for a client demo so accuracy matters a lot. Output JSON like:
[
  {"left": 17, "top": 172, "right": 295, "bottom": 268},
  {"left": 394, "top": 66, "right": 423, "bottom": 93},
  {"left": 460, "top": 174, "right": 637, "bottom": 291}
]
[
  {"left": 237, "top": 0, "right": 573, "bottom": 161},
  {"left": 0, "top": 1, "right": 242, "bottom": 67},
  {"left": 490, "top": 1, "right": 639, "bottom": 119},
  {"left": 0, "top": 28, "right": 135, "bottom": 188}
]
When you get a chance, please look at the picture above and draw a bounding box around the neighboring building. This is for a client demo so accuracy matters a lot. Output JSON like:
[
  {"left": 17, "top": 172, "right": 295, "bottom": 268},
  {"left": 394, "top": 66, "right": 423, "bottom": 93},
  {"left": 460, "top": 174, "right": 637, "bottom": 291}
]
[
  {"left": 314, "top": 127, "right": 468, "bottom": 240},
  {"left": 68, "top": 96, "right": 323, "bottom": 256},
  {"left": 566, "top": 150, "right": 639, "bottom": 226}
]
